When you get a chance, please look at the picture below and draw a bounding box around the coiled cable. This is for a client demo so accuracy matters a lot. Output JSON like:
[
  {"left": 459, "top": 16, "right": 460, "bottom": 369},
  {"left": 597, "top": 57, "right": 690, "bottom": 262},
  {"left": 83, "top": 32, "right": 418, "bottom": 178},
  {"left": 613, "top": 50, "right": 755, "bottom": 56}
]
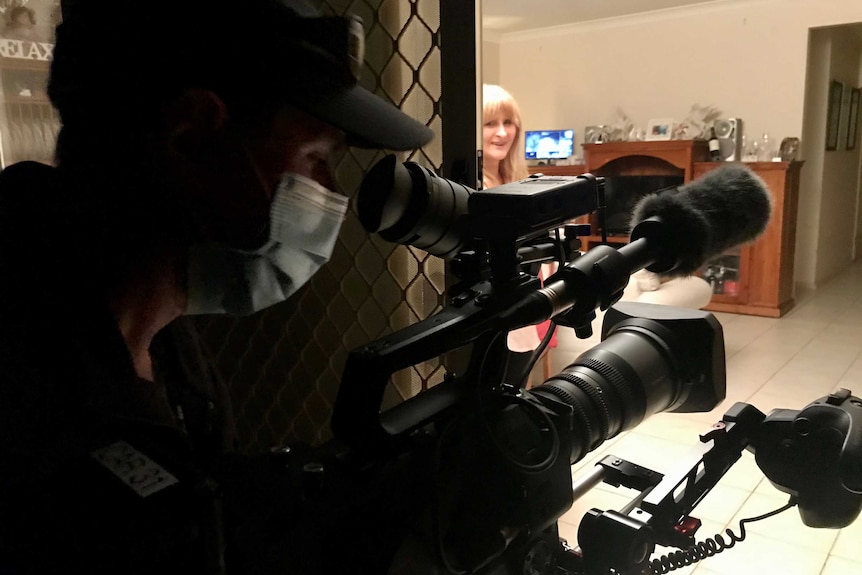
[{"left": 649, "top": 497, "right": 798, "bottom": 574}]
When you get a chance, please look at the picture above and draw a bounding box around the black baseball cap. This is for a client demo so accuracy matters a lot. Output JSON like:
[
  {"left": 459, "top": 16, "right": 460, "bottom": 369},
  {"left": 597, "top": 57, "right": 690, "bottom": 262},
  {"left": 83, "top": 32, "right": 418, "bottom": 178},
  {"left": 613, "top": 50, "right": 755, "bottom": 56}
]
[{"left": 50, "top": 0, "right": 434, "bottom": 151}]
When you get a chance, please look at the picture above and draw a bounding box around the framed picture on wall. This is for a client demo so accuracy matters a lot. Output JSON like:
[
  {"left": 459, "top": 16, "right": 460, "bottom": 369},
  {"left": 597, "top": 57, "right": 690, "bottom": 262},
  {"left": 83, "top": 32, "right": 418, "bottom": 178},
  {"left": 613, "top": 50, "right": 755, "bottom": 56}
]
[
  {"left": 826, "top": 79, "right": 843, "bottom": 151},
  {"left": 846, "top": 87, "right": 860, "bottom": 151},
  {"left": 645, "top": 118, "right": 674, "bottom": 141}
]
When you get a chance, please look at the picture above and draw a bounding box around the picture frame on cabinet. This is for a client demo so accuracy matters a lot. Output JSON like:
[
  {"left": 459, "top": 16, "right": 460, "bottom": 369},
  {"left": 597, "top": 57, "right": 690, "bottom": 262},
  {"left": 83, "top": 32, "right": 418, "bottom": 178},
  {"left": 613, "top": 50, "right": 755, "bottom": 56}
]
[
  {"left": 645, "top": 118, "right": 673, "bottom": 141},
  {"left": 846, "top": 87, "right": 860, "bottom": 151},
  {"left": 826, "top": 80, "right": 843, "bottom": 151}
]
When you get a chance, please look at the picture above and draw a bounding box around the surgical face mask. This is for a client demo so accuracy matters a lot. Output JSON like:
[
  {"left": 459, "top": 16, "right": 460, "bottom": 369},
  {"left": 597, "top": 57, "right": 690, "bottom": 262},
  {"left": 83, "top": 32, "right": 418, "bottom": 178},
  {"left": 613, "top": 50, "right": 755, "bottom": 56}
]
[{"left": 185, "top": 173, "right": 349, "bottom": 316}]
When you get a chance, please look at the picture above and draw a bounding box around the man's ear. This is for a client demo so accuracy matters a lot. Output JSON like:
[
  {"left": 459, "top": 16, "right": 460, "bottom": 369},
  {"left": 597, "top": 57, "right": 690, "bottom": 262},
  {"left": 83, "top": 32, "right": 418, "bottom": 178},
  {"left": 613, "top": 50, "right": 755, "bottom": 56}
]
[{"left": 165, "top": 88, "right": 228, "bottom": 160}]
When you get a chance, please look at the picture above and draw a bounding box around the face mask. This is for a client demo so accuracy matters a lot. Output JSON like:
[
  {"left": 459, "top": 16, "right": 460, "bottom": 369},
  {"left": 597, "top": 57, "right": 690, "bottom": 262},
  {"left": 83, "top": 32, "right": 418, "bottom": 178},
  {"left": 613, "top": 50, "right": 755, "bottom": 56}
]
[{"left": 185, "top": 173, "right": 348, "bottom": 316}]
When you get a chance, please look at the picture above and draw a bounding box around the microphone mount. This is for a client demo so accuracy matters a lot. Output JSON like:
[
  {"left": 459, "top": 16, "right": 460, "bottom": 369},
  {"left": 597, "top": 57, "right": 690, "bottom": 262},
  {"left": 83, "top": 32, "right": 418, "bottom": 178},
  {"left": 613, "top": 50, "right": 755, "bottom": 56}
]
[{"left": 496, "top": 215, "right": 680, "bottom": 334}]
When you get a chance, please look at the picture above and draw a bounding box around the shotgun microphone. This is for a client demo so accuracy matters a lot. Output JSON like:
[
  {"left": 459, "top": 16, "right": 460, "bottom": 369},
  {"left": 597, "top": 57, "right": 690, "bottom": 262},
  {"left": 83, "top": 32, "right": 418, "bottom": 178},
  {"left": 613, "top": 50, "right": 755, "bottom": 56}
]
[
  {"left": 629, "top": 163, "right": 772, "bottom": 277},
  {"left": 499, "top": 164, "right": 773, "bottom": 328}
]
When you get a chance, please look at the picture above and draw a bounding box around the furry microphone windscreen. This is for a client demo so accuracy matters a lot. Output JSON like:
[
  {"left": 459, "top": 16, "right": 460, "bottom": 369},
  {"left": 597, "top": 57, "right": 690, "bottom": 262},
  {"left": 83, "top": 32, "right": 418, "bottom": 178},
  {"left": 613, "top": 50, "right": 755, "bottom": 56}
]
[{"left": 629, "top": 164, "right": 772, "bottom": 276}]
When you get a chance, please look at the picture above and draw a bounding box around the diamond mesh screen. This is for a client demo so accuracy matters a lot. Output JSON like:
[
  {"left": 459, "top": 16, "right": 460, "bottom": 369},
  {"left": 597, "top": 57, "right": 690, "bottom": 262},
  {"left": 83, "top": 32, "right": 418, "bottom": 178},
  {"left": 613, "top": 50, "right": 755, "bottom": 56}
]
[{"left": 193, "top": 0, "right": 452, "bottom": 453}]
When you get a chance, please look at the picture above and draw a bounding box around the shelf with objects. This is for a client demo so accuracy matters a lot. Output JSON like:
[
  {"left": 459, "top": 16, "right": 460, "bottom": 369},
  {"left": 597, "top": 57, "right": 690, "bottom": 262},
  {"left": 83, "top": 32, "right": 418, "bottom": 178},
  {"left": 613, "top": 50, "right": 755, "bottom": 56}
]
[
  {"left": 0, "top": 31, "right": 59, "bottom": 168},
  {"left": 699, "top": 248, "right": 748, "bottom": 302}
]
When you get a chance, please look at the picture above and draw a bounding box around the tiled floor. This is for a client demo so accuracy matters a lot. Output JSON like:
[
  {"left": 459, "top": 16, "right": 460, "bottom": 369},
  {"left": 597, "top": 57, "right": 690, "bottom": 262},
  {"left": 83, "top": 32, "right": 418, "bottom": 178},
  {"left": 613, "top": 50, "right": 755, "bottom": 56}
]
[{"left": 541, "top": 260, "right": 862, "bottom": 575}]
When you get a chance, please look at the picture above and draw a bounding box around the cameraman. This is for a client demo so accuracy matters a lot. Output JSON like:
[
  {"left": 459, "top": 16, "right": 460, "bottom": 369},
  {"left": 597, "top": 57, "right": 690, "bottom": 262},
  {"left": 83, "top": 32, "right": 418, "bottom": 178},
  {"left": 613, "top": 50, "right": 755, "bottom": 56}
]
[{"left": 0, "top": 0, "right": 432, "bottom": 573}]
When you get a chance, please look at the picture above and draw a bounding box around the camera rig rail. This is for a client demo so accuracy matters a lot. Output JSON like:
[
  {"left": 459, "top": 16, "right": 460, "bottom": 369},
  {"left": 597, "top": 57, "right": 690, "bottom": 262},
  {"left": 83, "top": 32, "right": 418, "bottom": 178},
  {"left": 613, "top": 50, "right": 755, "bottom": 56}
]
[{"left": 571, "top": 386, "right": 862, "bottom": 574}]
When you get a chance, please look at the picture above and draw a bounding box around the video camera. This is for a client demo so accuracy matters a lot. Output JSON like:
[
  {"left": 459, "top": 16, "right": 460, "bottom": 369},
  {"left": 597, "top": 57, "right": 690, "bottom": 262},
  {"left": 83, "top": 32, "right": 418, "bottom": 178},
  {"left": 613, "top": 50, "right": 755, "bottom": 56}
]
[{"left": 320, "top": 156, "right": 862, "bottom": 575}]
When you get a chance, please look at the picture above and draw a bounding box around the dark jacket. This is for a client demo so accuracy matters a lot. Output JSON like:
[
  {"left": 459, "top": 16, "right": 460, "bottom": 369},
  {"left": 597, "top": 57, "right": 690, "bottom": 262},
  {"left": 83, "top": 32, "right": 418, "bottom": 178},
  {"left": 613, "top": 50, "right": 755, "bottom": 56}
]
[{"left": 0, "top": 162, "right": 238, "bottom": 573}]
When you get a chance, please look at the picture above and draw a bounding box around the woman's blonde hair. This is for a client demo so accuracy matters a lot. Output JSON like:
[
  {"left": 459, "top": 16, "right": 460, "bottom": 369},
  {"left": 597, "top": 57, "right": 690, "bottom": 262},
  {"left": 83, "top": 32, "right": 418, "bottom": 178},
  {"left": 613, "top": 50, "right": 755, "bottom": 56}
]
[{"left": 483, "top": 84, "right": 529, "bottom": 185}]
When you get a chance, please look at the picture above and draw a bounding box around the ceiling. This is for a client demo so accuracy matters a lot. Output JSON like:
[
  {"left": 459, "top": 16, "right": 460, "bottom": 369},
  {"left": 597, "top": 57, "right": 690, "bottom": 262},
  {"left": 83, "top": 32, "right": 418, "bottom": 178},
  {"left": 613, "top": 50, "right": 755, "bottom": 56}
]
[{"left": 482, "top": 0, "right": 726, "bottom": 35}]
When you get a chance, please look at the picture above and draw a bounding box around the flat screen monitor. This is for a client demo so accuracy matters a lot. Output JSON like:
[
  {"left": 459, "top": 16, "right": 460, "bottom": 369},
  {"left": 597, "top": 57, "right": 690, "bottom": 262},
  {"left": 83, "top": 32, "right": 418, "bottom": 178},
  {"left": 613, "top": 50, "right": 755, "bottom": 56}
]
[{"left": 525, "top": 129, "right": 574, "bottom": 160}]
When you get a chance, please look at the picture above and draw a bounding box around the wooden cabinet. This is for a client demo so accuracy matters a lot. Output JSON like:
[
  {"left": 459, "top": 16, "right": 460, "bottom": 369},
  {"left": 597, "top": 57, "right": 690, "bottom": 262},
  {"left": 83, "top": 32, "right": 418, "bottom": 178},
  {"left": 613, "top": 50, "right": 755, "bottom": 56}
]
[
  {"left": 532, "top": 141, "right": 802, "bottom": 317},
  {"left": 573, "top": 140, "right": 709, "bottom": 252},
  {"left": 583, "top": 140, "right": 709, "bottom": 181},
  {"left": 528, "top": 164, "right": 586, "bottom": 177}
]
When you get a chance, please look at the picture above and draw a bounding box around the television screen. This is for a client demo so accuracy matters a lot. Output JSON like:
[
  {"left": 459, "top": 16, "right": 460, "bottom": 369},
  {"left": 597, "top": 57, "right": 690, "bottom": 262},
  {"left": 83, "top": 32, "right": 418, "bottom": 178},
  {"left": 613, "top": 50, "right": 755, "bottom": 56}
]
[
  {"left": 602, "top": 175, "right": 684, "bottom": 235},
  {"left": 525, "top": 129, "right": 575, "bottom": 160}
]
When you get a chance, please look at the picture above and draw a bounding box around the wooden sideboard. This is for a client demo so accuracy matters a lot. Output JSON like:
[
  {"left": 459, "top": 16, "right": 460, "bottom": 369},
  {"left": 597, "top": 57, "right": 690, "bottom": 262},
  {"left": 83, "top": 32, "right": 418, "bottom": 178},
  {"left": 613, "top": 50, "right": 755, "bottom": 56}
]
[
  {"left": 528, "top": 164, "right": 586, "bottom": 177},
  {"left": 583, "top": 140, "right": 709, "bottom": 181},
  {"left": 529, "top": 140, "right": 802, "bottom": 317}
]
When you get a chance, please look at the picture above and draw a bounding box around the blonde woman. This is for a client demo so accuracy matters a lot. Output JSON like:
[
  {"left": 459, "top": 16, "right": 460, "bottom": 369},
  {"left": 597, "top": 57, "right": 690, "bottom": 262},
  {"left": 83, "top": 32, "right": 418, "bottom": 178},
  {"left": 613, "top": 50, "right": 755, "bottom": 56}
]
[
  {"left": 482, "top": 84, "right": 530, "bottom": 189},
  {"left": 482, "top": 84, "right": 555, "bottom": 387}
]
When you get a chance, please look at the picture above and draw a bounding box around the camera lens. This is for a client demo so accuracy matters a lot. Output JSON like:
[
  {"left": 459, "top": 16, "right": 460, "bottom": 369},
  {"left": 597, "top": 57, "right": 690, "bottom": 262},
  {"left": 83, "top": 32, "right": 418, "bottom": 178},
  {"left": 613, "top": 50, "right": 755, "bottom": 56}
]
[
  {"left": 356, "top": 154, "right": 474, "bottom": 259},
  {"left": 531, "top": 318, "right": 682, "bottom": 465}
]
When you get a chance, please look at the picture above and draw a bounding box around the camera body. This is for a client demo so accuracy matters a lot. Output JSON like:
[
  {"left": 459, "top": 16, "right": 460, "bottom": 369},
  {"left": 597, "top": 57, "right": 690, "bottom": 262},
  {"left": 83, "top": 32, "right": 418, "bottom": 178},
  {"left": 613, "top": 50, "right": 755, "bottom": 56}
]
[{"left": 754, "top": 388, "right": 862, "bottom": 528}]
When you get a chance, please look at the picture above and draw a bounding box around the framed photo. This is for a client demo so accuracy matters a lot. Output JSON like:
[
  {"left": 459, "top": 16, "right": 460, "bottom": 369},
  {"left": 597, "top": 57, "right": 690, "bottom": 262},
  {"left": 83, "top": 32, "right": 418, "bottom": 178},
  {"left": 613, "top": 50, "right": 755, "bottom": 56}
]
[
  {"left": 645, "top": 118, "right": 673, "bottom": 141},
  {"left": 846, "top": 87, "right": 860, "bottom": 151},
  {"left": 826, "top": 79, "right": 843, "bottom": 151}
]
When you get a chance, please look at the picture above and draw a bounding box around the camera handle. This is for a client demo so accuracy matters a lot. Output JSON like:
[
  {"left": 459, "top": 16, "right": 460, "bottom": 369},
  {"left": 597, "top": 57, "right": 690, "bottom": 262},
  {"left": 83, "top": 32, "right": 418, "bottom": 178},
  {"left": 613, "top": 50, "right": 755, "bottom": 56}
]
[
  {"left": 576, "top": 402, "right": 765, "bottom": 574},
  {"left": 331, "top": 271, "right": 550, "bottom": 455},
  {"left": 574, "top": 390, "right": 862, "bottom": 574},
  {"left": 331, "top": 231, "right": 589, "bottom": 456}
]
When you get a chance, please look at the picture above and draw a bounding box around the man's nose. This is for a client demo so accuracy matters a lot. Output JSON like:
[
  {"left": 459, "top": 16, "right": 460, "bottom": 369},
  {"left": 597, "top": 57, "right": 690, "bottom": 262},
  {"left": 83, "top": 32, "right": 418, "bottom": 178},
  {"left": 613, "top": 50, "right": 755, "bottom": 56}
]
[
  {"left": 315, "top": 168, "right": 337, "bottom": 194},
  {"left": 299, "top": 162, "right": 338, "bottom": 195}
]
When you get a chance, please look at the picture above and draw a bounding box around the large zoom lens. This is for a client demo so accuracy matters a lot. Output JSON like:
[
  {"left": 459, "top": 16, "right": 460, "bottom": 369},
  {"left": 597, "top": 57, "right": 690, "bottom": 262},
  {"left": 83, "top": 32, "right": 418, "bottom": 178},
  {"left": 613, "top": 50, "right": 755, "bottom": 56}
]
[
  {"left": 530, "top": 302, "right": 725, "bottom": 465},
  {"left": 356, "top": 154, "right": 474, "bottom": 259}
]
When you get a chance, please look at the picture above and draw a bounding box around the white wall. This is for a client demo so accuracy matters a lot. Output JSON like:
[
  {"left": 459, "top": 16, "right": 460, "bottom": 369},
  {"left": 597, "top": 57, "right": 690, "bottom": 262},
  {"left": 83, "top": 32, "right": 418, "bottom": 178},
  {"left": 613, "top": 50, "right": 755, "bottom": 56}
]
[
  {"left": 797, "top": 30, "right": 829, "bottom": 286},
  {"left": 482, "top": 37, "right": 501, "bottom": 85},
  {"left": 492, "top": 0, "right": 862, "bottom": 288},
  {"left": 812, "top": 28, "right": 862, "bottom": 284}
]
